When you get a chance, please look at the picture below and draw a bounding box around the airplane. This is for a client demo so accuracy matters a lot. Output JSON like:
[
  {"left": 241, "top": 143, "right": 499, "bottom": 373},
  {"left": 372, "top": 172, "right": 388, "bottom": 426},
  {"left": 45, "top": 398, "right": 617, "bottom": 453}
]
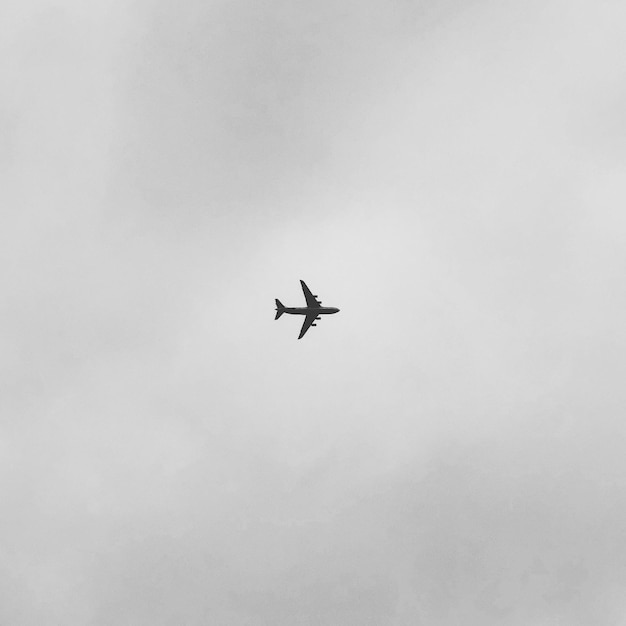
[{"left": 275, "top": 280, "right": 340, "bottom": 339}]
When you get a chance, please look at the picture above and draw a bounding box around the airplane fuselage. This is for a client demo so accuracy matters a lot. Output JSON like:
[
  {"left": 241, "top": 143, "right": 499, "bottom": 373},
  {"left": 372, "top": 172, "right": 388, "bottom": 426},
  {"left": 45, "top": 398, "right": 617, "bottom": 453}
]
[{"left": 283, "top": 307, "right": 340, "bottom": 316}]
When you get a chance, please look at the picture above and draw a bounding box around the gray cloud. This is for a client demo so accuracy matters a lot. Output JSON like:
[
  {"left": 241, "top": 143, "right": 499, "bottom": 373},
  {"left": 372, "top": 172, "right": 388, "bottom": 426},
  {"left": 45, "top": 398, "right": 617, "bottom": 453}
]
[{"left": 2, "top": 0, "right": 626, "bottom": 624}]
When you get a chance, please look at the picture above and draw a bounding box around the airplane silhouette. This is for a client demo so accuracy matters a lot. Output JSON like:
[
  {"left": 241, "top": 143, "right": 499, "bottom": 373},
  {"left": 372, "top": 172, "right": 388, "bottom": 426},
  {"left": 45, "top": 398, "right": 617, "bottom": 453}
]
[{"left": 275, "top": 280, "right": 340, "bottom": 339}]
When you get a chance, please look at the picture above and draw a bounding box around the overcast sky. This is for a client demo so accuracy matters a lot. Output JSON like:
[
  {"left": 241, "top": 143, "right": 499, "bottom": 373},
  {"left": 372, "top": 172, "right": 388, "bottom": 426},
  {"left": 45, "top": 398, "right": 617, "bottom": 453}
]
[{"left": 2, "top": 0, "right": 626, "bottom": 624}]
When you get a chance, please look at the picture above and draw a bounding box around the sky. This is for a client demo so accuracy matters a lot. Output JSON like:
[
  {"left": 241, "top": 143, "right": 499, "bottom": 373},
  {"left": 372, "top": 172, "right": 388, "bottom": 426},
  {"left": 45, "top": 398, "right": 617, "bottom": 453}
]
[{"left": 2, "top": 0, "right": 626, "bottom": 624}]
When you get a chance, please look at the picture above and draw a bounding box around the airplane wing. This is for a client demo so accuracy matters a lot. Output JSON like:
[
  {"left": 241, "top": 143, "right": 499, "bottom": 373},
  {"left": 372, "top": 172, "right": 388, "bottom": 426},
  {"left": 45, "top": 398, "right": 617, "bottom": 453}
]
[
  {"left": 300, "top": 280, "right": 322, "bottom": 307},
  {"left": 298, "top": 313, "right": 320, "bottom": 340}
]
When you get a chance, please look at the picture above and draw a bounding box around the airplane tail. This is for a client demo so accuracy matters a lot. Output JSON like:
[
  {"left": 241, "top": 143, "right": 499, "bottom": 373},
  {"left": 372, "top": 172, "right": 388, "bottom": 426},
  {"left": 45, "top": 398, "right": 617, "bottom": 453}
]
[{"left": 275, "top": 299, "right": 285, "bottom": 320}]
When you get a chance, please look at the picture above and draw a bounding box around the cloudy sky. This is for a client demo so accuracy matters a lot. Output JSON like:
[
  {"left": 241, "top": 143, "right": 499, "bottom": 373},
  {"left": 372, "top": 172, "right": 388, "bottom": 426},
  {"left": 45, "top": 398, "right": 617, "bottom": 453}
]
[{"left": 2, "top": 0, "right": 626, "bottom": 623}]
